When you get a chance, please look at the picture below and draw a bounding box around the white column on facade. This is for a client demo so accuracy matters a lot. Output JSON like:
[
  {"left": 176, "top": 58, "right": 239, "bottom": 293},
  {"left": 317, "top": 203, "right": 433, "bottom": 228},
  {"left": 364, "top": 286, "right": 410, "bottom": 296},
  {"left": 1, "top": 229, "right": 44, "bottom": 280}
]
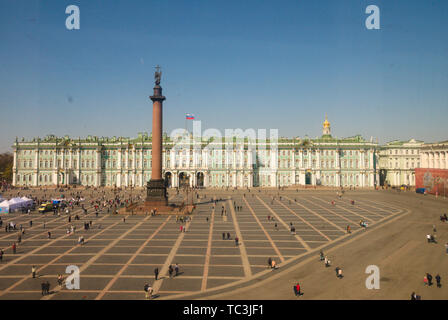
[
  {"left": 141, "top": 148, "right": 145, "bottom": 186},
  {"left": 53, "top": 149, "right": 57, "bottom": 185},
  {"left": 125, "top": 149, "right": 129, "bottom": 187},
  {"left": 445, "top": 151, "right": 448, "bottom": 169},
  {"left": 422, "top": 152, "right": 427, "bottom": 168},
  {"left": 308, "top": 150, "right": 311, "bottom": 168},
  {"left": 12, "top": 149, "right": 17, "bottom": 186},
  {"left": 317, "top": 149, "right": 320, "bottom": 169},
  {"left": 96, "top": 149, "right": 101, "bottom": 187},
  {"left": 33, "top": 148, "right": 39, "bottom": 186},
  {"left": 232, "top": 151, "right": 236, "bottom": 169},
  {"left": 360, "top": 151, "right": 365, "bottom": 169}
]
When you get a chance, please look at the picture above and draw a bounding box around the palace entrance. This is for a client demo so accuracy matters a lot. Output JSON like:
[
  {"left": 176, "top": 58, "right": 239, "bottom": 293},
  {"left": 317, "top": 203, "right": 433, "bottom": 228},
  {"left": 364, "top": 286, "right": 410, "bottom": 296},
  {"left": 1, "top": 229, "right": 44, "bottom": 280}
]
[
  {"left": 196, "top": 172, "right": 204, "bottom": 187},
  {"left": 179, "top": 172, "right": 190, "bottom": 188},
  {"left": 164, "top": 172, "right": 172, "bottom": 188},
  {"left": 305, "top": 171, "right": 312, "bottom": 185}
]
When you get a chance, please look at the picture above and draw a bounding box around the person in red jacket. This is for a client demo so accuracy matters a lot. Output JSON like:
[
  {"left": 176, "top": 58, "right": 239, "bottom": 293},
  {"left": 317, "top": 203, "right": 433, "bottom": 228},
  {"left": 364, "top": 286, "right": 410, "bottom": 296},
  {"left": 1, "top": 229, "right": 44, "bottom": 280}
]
[{"left": 293, "top": 282, "right": 302, "bottom": 296}]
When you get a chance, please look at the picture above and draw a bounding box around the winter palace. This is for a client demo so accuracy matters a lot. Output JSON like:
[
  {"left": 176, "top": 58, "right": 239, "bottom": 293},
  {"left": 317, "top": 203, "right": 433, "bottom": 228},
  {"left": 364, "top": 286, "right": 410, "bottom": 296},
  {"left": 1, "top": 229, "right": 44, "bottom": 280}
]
[{"left": 11, "top": 117, "right": 431, "bottom": 188}]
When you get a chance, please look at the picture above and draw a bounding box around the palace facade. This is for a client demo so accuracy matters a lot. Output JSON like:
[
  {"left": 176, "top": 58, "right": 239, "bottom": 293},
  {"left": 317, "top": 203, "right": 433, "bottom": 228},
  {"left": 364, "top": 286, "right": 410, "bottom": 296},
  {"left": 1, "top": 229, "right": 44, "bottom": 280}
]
[
  {"left": 12, "top": 117, "right": 381, "bottom": 188},
  {"left": 378, "top": 139, "right": 424, "bottom": 187}
]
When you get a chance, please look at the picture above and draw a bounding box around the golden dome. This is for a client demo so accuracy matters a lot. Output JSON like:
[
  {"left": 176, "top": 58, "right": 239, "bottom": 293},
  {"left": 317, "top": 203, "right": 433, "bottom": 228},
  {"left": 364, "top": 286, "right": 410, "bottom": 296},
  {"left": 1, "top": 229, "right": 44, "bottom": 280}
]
[{"left": 323, "top": 114, "right": 330, "bottom": 128}]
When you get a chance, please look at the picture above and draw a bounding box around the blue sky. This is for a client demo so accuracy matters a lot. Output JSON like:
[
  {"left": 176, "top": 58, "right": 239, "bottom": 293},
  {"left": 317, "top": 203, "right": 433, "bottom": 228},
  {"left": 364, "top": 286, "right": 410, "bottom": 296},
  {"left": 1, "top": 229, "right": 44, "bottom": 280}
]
[{"left": 0, "top": 0, "right": 447, "bottom": 152}]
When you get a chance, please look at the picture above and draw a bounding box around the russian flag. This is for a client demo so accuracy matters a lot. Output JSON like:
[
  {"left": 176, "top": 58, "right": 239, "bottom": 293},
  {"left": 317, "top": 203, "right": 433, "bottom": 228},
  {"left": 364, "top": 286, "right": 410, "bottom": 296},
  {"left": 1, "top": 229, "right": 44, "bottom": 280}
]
[{"left": 186, "top": 113, "right": 195, "bottom": 120}]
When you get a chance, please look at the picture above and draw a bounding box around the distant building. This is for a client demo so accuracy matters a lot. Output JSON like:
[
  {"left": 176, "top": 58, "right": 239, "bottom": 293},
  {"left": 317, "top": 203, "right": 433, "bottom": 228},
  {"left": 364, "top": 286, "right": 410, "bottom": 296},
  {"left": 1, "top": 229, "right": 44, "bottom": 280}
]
[
  {"left": 11, "top": 117, "right": 381, "bottom": 188},
  {"left": 378, "top": 139, "right": 424, "bottom": 187},
  {"left": 415, "top": 141, "right": 448, "bottom": 195}
]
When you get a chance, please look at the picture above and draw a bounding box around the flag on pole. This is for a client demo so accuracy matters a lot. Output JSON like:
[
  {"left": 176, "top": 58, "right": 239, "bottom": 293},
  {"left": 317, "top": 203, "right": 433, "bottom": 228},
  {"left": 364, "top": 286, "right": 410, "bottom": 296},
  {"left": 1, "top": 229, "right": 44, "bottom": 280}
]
[{"left": 186, "top": 113, "right": 195, "bottom": 120}]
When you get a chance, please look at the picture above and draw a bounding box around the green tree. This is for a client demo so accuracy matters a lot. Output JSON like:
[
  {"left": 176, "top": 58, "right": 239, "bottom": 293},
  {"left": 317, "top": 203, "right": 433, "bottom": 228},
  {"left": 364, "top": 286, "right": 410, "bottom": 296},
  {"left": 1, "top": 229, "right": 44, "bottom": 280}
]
[{"left": 0, "top": 153, "right": 13, "bottom": 183}]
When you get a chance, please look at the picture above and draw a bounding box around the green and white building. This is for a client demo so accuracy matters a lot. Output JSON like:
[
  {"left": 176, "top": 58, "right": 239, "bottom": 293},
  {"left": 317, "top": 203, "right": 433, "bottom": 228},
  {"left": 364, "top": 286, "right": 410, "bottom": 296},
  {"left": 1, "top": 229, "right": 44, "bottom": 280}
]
[{"left": 12, "top": 117, "right": 381, "bottom": 188}]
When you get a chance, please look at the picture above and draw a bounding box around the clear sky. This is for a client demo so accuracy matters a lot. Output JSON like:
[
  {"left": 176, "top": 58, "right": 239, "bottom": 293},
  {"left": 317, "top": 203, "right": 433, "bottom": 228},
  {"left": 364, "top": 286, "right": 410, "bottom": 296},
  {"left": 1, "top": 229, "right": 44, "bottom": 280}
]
[{"left": 0, "top": 0, "right": 447, "bottom": 152}]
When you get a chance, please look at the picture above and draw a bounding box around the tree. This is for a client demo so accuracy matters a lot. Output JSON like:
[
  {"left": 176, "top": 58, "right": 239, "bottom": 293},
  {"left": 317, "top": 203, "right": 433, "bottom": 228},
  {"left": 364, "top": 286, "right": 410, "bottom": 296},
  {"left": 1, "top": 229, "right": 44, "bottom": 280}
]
[{"left": 0, "top": 153, "right": 13, "bottom": 183}]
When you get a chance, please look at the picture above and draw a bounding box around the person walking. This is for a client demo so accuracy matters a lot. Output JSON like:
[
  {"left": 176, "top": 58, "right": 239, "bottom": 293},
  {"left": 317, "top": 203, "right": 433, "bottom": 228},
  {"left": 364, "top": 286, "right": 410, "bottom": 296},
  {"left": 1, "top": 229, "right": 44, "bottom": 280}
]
[
  {"left": 423, "top": 275, "right": 428, "bottom": 286},
  {"left": 168, "top": 265, "right": 174, "bottom": 278},
  {"left": 445, "top": 242, "right": 448, "bottom": 254},
  {"left": 0, "top": 249, "right": 3, "bottom": 262},
  {"left": 174, "top": 263, "right": 179, "bottom": 277},
  {"left": 45, "top": 281, "right": 50, "bottom": 295},
  {"left": 268, "top": 257, "right": 272, "bottom": 268},
  {"left": 294, "top": 282, "right": 302, "bottom": 297},
  {"left": 222, "top": 232, "right": 225, "bottom": 240},
  {"left": 41, "top": 281, "right": 46, "bottom": 296},
  {"left": 436, "top": 274, "right": 441, "bottom": 288},
  {"left": 336, "top": 267, "right": 343, "bottom": 278},
  {"left": 427, "top": 273, "right": 433, "bottom": 286},
  {"left": 154, "top": 267, "right": 159, "bottom": 281},
  {"left": 32, "top": 266, "right": 37, "bottom": 278},
  {"left": 144, "top": 283, "right": 150, "bottom": 300},
  {"left": 12, "top": 242, "right": 16, "bottom": 254},
  {"left": 235, "top": 237, "right": 239, "bottom": 246},
  {"left": 29, "top": 220, "right": 32, "bottom": 227},
  {"left": 57, "top": 274, "right": 63, "bottom": 287}
]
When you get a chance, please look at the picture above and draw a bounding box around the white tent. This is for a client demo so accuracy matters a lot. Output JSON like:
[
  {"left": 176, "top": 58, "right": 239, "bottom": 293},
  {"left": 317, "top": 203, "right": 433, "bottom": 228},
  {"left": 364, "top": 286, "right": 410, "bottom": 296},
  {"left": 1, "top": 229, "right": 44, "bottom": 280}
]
[
  {"left": 20, "top": 197, "right": 33, "bottom": 207},
  {"left": 0, "top": 200, "right": 10, "bottom": 214},
  {"left": 6, "top": 197, "right": 32, "bottom": 212}
]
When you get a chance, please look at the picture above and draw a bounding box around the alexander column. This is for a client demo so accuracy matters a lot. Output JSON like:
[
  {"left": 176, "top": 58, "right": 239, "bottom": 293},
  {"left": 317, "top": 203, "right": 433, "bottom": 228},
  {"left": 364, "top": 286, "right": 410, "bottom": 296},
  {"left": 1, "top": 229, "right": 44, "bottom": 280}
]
[{"left": 146, "top": 66, "right": 168, "bottom": 206}]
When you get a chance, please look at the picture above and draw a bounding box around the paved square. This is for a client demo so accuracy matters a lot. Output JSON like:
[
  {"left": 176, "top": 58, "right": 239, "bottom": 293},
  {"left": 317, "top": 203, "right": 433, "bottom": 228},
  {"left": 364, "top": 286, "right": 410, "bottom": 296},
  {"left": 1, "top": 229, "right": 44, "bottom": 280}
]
[{"left": 0, "top": 187, "right": 405, "bottom": 300}]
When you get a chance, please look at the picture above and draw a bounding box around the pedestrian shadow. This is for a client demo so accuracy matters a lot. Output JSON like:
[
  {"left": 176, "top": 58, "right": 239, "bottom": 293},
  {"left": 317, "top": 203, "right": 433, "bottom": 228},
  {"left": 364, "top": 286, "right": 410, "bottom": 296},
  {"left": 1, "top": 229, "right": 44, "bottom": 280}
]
[
  {"left": 175, "top": 272, "right": 184, "bottom": 277},
  {"left": 150, "top": 294, "right": 161, "bottom": 299}
]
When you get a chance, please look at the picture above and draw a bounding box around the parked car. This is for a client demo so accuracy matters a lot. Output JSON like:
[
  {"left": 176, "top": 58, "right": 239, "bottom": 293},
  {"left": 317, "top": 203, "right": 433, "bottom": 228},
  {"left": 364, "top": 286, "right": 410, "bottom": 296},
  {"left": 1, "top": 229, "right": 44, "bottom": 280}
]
[{"left": 38, "top": 202, "right": 53, "bottom": 213}]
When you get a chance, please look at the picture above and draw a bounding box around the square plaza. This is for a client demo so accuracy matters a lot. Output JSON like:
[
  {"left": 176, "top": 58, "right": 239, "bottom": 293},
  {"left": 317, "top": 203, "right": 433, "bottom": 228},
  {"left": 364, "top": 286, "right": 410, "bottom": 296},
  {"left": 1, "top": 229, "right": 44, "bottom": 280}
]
[{"left": 0, "top": 187, "right": 446, "bottom": 300}]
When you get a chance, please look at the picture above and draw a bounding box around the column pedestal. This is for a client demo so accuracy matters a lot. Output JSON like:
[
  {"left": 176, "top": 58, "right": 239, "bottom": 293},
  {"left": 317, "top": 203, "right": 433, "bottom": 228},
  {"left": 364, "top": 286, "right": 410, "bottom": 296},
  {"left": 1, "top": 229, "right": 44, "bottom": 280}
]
[{"left": 145, "top": 179, "right": 168, "bottom": 206}]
